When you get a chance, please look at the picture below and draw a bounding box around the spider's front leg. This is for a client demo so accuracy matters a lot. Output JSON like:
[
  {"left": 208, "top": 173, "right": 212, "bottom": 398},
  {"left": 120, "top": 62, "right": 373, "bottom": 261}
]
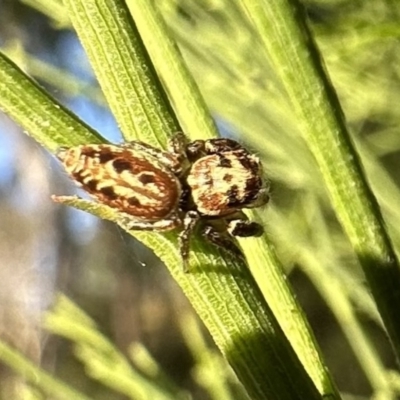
[
  {"left": 166, "top": 132, "right": 191, "bottom": 177},
  {"left": 201, "top": 225, "right": 245, "bottom": 261},
  {"left": 186, "top": 138, "right": 243, "bottom": 160},
  {"left": 200, "top": 215, "right": 262, "bottom": 264},
  {"left": 224, "top": 211, "right": 264, "bottom": 237},
  {"left": 178, "top": 210, "right": 200, "bottom": 272},
  {"left": 227, "top": 219, "right": 264, "bottom": 237},
  {"left": 167, "top": 131, "right": 188, "bottom": 156}
]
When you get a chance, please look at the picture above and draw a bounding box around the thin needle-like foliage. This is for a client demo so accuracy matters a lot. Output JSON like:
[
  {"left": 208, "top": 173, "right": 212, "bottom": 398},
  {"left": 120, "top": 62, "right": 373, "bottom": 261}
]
[{"left": 0, "top": 0, "right": 400, "bottom": 399}]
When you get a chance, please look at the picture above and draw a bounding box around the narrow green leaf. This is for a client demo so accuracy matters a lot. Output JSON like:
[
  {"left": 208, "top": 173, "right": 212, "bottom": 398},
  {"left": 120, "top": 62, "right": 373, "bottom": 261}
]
[
  {"left": 128, "top": 1, "right": 338, "bottom": 398},
  {"left": 0, "top": 52, "right": 103, "bottom": 150},
  {"left": 240, "top": 0, "right": 400, "bottom": 361},
  {"left": 125, "top": 0, "right": 219, "bottom": 140},
  {"left": 0, "top": 341, "right": 92, "bottom": 400},
  {"left": 45, "top": 296, "right": 182, "bottom": 400},
  {"left": 0, "top": 2, "right": 324, "bottom": 399},
  {"left": 63, "top": 0, "right": 179, "bottom": 146}
]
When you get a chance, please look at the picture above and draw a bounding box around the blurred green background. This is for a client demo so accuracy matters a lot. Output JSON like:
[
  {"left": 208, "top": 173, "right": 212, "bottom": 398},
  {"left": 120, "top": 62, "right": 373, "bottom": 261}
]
[{"left": 0, "top": 0, "right": 400, "bottom": 399}]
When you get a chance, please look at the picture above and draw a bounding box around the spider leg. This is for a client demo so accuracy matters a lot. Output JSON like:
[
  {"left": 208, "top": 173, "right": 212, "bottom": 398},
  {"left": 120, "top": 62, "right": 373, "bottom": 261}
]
[
  {"left": 167, "top": 131, "right": 188, "bottom": 155},
  {"left": 201, "top": 224, "right": 245, "bottom": 261},
  {"left": 187, "top": 138, "right": 243, "bottom": 160},
  {"left": 178, "top": 210, "right": 201, "bottom": 272},
  {"left": 204, "top": 138, "right": 243, "bottom": 153},
  {"left": 227, "top": 219, "right": 264, "bottom": 237},
  {"left": 186, "top": 139, "right": 206, "bottom": 161},
  {"left": 167, "top": 132, "right": 191, "bottom": 176},
  {"left": 224, "top": 211, "right": 264, "bottom": 237}
]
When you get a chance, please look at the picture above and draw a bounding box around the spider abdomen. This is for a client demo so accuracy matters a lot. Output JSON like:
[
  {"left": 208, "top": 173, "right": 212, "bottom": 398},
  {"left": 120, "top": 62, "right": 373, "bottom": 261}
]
[{"left": 57, "top": 144, "right": 181, "bottom": 221}]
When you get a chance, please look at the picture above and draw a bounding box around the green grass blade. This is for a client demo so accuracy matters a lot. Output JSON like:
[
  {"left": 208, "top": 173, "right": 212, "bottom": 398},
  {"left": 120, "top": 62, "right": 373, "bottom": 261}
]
[
  {"left": 0, "top": 341, "right": 92, "bottom": 400},
  {"left": 125, "top": 0, "right": 218, "bottom": 140},
  {"left": 0, "top": 3, "right": 323, "bottom": 399},
  {"left": 0, "top": 52, "right": 103, "bottom": 150},
  {"left": 44, "top": 296, "right": 183, "bottom": 400},
  {"left": 63, "top": 0, "right": 179, "bottom": 145},
  {"left": 239, "top": 0, "right": 400, "bottom": 360},
  {"left": 128, "top": 1, "right": 339, "bottom": 398}
]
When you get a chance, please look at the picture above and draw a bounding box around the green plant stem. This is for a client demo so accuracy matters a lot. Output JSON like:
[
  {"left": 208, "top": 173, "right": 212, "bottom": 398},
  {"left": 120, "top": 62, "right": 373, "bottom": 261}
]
[
  {"left": 63, "top": 0, "right": 179, "bottom": 145},
  {"left": 5, "top": 7, "right": 335, "bottom": 397},
  {"left": 128, "top": 2, "right": 340, "bottom": 398},
  {"left": 0, "top": 1, "right": 323, "bottom": 398},
  {"left": 0, "top": 53, "right": 103, "bottom": 151},
  {"left": 0, "top": 341, "right": 91, "bottom": 400},
  {"left": 125, "top": 0, "right": 219, "bottom": 140},
  {"left": 60, "top": 2, "right": 323, "bottom": 399},
  {"left": 45, "top": 296, "right": 182, "bottom": 400},
  {"left": 240, "top": 0, "right": 400, "bottom": 360}
]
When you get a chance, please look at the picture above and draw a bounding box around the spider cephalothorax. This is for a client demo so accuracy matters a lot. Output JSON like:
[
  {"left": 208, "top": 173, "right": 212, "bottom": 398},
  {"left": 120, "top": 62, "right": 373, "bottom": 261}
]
[
  {"left": 186, "top": 138, "right": 269, "bottom": 215},
  {"left": 55, "top": 133, "right": 269, "bottom": 271},
  {"left": 177, "top": 137, "right": 269, "bottom": 265}
]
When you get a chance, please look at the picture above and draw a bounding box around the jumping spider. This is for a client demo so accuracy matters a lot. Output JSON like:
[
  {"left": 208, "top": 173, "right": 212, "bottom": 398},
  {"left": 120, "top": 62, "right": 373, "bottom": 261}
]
[{"left": 56, "top": 133, "right": 269, "bottom": 271}]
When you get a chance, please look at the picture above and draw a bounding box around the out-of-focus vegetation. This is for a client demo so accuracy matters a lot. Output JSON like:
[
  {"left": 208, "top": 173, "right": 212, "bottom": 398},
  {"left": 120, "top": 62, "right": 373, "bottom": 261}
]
[{"left": 0, "top": 0, "right": 400, "bottom": 399}]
